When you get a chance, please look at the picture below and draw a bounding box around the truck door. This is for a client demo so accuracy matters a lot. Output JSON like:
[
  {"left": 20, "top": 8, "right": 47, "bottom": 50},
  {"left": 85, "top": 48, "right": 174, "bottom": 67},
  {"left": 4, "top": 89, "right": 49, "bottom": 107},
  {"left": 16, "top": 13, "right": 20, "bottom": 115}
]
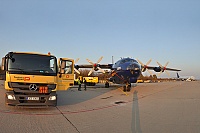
[{"left": 57, "top": 58, "right": 74, "bottom": 90}]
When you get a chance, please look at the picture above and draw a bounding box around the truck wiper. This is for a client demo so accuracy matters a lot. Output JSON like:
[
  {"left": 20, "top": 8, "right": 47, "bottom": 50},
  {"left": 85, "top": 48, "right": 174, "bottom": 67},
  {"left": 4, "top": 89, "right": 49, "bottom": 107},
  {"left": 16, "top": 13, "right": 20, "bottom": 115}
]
[
  {"left": 31, "top": 69, "right": 51, "bottom": 73},
  {"left": 9, "top": 68, "right": 25, "bottom": 71}
]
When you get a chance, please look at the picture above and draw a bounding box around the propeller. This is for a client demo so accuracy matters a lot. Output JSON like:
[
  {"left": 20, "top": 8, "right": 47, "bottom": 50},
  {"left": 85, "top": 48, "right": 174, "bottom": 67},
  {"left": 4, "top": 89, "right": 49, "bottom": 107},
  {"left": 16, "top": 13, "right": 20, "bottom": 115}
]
[
  {"left": 86, "top": 56, "right": 105, "bottom": 76},
  {"left": 74, "top": 58, "right": 80, "bottom": 74},
  {"left": 137, "top": 59, "right": 153, "bottom": 75},
  {"left": 157, "top": 61, "right": 170, "bottom": 76}
]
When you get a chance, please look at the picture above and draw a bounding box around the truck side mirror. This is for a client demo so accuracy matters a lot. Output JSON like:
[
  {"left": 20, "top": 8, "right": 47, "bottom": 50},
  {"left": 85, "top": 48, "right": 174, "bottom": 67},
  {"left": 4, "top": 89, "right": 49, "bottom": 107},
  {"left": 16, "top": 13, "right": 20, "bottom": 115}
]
[
  {"left": 59, "top": 60, "right": 66, "bottom": 78},
  {"left": 60, "top": 60, "right": 66, "bottom": 74},
  {"left": 1, "top": 57, "right": 5, "bottom": 71},
  {"left": 11, "top": 58, "right": 15, "bottom": 62}
]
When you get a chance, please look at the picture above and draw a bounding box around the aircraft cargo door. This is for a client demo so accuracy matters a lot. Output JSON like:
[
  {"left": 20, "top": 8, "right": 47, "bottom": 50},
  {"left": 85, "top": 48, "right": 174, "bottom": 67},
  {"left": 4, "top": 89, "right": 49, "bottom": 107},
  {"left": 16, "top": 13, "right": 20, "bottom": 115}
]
[{"left": 57, "top": 58, "right": 74, "bottom": 90}]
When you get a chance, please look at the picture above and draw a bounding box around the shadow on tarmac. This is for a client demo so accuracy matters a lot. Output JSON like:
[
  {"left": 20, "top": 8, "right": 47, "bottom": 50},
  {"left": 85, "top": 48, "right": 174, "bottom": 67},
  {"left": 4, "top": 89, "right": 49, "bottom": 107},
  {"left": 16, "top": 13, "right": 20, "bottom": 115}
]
[
  {"left": 57, "top": 84, "right": 118, "bottom": 106},
  {"left": 131, "top": 90, "right": 142, "bottom": 133}
]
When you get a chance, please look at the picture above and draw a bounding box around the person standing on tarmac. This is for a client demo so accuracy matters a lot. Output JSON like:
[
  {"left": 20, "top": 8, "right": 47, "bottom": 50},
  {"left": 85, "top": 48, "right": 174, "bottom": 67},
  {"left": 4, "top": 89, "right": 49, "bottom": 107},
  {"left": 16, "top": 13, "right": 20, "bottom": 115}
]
[
  {"left": 78, "top": 77, "right": 82, "bottom": 91},
  {"left": 83, "top": 78, "right": 87, "bottom": 91}
]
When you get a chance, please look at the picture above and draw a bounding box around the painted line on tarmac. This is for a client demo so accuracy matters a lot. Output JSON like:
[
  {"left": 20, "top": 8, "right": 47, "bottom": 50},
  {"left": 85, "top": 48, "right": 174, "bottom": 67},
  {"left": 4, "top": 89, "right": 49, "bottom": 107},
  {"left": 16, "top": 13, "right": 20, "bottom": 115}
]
[{"left": 118, "top": 88, "right": 129, "bottom": 96}]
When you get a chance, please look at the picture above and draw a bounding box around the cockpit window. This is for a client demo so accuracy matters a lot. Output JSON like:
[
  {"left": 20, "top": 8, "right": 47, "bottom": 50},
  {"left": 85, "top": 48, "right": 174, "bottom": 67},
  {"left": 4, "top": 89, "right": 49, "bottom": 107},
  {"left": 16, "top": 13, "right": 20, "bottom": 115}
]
[
  {"left": 113, "top": 58, "right": 137, "bottom": 69},
  {"left": 121, "top": 58, "right": 131, "bottom": 63}
]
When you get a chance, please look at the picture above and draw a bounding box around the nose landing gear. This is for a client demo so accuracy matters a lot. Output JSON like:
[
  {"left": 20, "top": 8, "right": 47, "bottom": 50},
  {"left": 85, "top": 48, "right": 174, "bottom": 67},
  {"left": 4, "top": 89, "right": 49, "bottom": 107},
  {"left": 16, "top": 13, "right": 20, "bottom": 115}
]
[{"left": 123, "top": 83, "right": 131, "bottom": 92}]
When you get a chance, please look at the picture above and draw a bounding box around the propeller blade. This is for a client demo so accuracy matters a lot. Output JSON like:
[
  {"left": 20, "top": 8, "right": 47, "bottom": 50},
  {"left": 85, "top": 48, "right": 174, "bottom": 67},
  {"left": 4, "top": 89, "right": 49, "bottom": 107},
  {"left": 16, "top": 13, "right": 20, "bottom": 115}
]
[
  {"left": 75, "top": 58, "right": 80, "bottom": 64},
  {"left": 146, "top": 59, "right": 152, "bottom": 66},
  {"left": 157, "top": 61, "right": 163, "bottom": 68},
  {"left": 166, "top": 70, "right": 170, "bottom": 76},
  {"left": 86, "top": 56, "right": 104, "bottom": 76},
  {"left": 164, "top": 62, "right": 169, "bottom": 68},
  {"left": 137, "top": 59, "right": 145, "bottom": 72},
  {"left": 86, "top": 58, "right": 94, "bottom": 65},
  {"left": 97, "top": 67, "right": 105, "bottom": 73},
  {"left": 74, "top": 58, "right": 80, "bottom": 74},
  {"left": 158, "top": 71, "right": 162, "bottom": 77},
  {"left": 147, "top": 69, "right": 153, "bottom": 75},
  {"left": 157, "top": 61, "right": 170, "bottom": 71},
  {"left": 137, "top": 59, "right": 152, "bottom": 73},
  {"left": 156, "top": 61, "right": 171, "bottom": 77},
  {"left": 97, "top": 56, "right": 103, "bottom": 64},
  {"left": 137, "top": 59, "right": 145, "bottom": 66},
  {"left": 74, "top": 68, "right": 80, "bottom": 74},
  {"left": 141, "top": 68, "right": 145, "bottom": 72},
  {"left": 88, "top": 68, "right": 95, "bottom": 76}
]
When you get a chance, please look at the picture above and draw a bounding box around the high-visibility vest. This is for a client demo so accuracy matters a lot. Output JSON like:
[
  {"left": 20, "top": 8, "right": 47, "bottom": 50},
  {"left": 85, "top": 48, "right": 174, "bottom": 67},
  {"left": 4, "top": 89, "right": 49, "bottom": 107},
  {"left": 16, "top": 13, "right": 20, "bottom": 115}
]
[{"left": 78, "top": 79, "right": 81, "bottom": 85}]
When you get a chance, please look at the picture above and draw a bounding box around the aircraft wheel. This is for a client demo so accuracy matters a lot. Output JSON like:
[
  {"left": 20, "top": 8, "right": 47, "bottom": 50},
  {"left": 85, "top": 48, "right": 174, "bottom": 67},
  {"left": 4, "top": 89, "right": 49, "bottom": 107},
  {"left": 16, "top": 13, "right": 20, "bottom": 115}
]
[
  {"left": 123, "top": 86, "right": 127, "bottom": 92},
  {"left": 127, "top": 85, "right": 131, "bottom": 92},
  {"left": 105, "top": 82, "right": 109, "bottom": 88}
]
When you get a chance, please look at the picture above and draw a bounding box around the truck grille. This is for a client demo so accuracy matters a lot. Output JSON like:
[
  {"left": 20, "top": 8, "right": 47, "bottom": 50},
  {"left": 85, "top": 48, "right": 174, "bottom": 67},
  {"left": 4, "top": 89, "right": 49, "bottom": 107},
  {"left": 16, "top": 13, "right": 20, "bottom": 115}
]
[{"left": 8, "top": 82, "right": 56, "bottom": 93}]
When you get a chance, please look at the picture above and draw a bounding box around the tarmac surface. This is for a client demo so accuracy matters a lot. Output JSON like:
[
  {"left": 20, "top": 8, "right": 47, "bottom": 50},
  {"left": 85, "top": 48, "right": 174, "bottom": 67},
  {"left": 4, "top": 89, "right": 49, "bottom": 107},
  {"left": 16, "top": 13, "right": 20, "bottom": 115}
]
[{"left": 0, "top": 80, "right": 200, "bottom": 133}]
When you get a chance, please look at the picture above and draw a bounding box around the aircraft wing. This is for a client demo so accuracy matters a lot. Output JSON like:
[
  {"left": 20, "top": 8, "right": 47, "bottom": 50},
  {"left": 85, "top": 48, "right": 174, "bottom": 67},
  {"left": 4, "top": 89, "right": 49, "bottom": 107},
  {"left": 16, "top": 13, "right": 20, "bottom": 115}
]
[
  {"left": 75, "top": 64, "right": 113, "bottom": 76},
  {"left": 75, "top": 64, "right": 113, "bottom": 69},
  {"left": 75, "top": 64, "right": 93, "bottom": 69},
  {"left": 137, "top": 59, "right": 181, "bottom": 74},
  {"left": 98, "top": 64, "right": 113, "bottom": 69},
  {"left": 146, "top": 66, "right": 181, "bottom": 71},
  {"left": 164, "top": 68, "right": 181, "bottom": 71}
]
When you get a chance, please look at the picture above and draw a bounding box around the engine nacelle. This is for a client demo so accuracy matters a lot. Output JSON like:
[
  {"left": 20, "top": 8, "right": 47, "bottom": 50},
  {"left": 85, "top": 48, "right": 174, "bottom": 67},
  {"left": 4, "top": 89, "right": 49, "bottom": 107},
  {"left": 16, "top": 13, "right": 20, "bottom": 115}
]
[{"left": 154, "top": 67, "right": 162, "bottom": 72}]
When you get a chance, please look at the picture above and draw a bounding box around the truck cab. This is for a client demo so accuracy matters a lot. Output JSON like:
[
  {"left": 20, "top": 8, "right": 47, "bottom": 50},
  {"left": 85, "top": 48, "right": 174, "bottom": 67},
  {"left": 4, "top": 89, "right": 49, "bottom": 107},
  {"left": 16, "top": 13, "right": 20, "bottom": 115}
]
[{"left": 1, "top": 52, "right": 74, "bottom": 107}]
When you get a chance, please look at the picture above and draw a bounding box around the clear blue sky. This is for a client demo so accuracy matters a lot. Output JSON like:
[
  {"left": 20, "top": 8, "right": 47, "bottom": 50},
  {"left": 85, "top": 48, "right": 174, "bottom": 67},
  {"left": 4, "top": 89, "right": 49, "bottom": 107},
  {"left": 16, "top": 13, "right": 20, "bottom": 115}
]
[{"left": 1, "top": 0, "right": 200, "bottom": 79}]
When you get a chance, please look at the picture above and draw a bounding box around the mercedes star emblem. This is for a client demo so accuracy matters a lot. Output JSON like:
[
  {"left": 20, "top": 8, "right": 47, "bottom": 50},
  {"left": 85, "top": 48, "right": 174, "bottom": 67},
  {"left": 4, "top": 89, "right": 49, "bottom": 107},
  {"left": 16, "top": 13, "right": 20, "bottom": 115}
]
[{"left": 29, "top": 84, "right": 37, "bottom": 91}]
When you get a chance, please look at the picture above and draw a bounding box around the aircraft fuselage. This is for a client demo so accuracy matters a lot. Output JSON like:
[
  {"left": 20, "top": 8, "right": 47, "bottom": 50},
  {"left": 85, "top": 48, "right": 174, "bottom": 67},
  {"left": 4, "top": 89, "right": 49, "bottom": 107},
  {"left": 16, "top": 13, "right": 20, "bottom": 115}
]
[{"left": 109, "top": 58, "right": 141, "bottom": 84}]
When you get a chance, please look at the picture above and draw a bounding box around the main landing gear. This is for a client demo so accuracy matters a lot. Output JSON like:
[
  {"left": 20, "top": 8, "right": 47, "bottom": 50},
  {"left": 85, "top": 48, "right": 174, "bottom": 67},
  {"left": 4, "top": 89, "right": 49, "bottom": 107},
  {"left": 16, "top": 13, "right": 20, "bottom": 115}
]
[
  {"left": 104, "top": 81, "right": 131, "bottom": 92},
  {"left": 105, "top": 81, "right": 110, "bottom": 88}
]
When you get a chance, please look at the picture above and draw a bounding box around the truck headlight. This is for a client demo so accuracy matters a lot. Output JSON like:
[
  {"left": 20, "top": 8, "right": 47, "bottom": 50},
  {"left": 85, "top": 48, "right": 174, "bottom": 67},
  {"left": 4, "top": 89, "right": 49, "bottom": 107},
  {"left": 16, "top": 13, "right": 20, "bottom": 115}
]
[
  {"left": 7, "top": 94, "right": 16, "bottom": 100},
  {"left": 49, "top": 96, "right": 56, "bottom": 101}
]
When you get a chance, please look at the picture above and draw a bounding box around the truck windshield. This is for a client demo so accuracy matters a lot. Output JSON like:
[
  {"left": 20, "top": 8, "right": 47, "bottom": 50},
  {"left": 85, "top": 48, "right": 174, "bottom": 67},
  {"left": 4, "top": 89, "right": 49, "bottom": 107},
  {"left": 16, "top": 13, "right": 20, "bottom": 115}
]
[{"left": 7, "top": 53, "right": 57, "bottom": 76}]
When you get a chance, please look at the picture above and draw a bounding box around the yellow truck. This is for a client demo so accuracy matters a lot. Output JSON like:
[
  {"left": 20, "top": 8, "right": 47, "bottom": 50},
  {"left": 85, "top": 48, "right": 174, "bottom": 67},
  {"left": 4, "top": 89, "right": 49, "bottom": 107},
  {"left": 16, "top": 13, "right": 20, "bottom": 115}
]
[
  {"left": 74, "top": 76, "right": 98, "bottom": 86},
  {"left": 137, "top": 79, "right": 144, "bottom": 83},
  {"left": 1, "top": 52, "right": 74, "bottom": 107}
]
